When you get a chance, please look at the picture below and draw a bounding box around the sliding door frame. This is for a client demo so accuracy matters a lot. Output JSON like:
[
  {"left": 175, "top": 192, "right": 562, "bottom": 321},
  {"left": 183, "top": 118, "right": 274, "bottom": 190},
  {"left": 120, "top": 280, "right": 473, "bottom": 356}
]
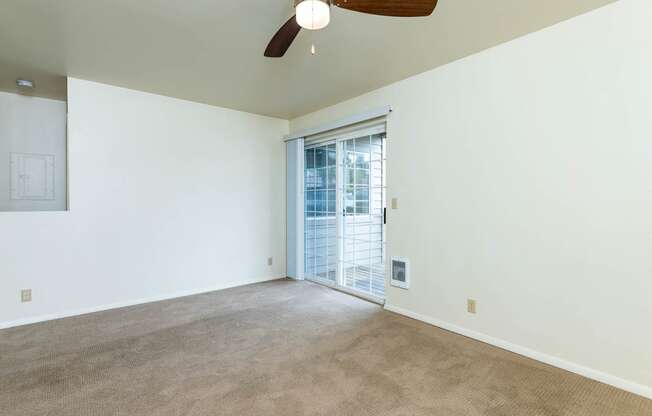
[{"left": 304, "top": 122, "right": 387, "bottom": 305}]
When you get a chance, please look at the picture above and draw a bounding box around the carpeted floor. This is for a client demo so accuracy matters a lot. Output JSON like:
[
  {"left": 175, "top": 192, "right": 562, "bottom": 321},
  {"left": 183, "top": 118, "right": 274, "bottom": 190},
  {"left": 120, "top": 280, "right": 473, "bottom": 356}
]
[{"left": 1, "top": 279, "right": 650, "bottom": 416}]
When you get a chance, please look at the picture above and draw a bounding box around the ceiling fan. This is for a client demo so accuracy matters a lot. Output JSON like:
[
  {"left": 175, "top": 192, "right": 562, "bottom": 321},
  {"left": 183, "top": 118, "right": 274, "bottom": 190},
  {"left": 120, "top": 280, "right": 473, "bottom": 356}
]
[{"left": 264, "top": 0, "right": 439, "bottom": 57}]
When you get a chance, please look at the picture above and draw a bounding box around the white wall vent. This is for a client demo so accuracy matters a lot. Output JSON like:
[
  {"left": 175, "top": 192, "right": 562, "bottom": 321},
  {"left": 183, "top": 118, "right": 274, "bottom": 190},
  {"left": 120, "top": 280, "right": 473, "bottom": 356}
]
[{"left": 390, "top": 257, "right": 410, "bottom": 289}]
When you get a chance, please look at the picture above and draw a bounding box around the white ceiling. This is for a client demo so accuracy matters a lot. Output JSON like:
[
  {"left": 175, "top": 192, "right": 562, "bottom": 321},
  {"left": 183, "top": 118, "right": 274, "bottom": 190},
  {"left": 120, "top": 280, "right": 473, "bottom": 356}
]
[{"left": 0, "top": 0, "right": 617, "bottom": 119}]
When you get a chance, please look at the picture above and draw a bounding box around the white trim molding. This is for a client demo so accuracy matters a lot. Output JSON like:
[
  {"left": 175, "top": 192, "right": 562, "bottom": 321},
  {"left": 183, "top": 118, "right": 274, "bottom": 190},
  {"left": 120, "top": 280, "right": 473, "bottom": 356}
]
[
  {"left": 0, "top": 276, "right": 283, "bottom": 330},
  {"left": 384, "top": 303, "right": 652, "bottom": 400}
]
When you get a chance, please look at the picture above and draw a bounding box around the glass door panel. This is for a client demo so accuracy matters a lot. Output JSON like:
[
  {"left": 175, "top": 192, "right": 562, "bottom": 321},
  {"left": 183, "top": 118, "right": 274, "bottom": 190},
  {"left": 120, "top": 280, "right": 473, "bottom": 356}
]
[
  {"left": 341, "top": 133, "right": 386, "bottom": 298},
  {"left": 304, "top": 142, "right": 337, "bottom": 284}
]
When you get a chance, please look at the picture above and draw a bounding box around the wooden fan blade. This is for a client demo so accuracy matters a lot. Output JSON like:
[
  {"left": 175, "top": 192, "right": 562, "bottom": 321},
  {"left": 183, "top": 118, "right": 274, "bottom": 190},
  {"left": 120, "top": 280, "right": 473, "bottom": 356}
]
[
  {"left": 334, "top": 0, "right": 438, "bottom": 17},
  {"left": 264, "top": 15, "right": 301, "bottom": 57}
]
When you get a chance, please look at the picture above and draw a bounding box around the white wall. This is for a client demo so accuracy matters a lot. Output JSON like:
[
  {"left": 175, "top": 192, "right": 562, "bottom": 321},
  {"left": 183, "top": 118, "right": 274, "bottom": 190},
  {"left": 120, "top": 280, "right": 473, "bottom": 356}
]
[
  {"left": 291, "top": 0, "right": 652, "bottom": 397},
  {"left": 0, "top": 78, "right": 288, "bottom": 328},
  {"left": 0, "top": 92, "right": 67, "bottom": 211}
]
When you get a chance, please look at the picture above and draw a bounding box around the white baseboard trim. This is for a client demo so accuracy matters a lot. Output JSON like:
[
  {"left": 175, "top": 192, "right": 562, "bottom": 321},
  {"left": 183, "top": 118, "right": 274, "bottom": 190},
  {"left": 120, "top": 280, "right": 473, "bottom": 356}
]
[
  {"left": 384, "top": 303, "right": 652, "bottom": 400},
  {"left": 0, "top": 276, "right": 283, "bottom": 330}
]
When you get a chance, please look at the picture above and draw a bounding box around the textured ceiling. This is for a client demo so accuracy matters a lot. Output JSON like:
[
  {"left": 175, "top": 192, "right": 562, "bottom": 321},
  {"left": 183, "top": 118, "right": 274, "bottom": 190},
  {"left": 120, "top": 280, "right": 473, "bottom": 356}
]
[{"left": 0, "top": 0, "right": 617, "bottom": 118}]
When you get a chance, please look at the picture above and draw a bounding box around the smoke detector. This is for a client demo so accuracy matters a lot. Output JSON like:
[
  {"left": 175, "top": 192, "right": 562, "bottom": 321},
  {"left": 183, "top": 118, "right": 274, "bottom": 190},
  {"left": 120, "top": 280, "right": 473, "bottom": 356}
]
[{"left": 16, "top": 79, "right": 34, "bottom": 89}]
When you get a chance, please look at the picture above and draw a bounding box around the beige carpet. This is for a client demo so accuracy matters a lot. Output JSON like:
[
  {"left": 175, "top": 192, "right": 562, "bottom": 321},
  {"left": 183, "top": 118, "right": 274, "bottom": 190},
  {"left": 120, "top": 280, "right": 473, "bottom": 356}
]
[{"left": 1, "top": 279, "right": 650, "bottom": 416}]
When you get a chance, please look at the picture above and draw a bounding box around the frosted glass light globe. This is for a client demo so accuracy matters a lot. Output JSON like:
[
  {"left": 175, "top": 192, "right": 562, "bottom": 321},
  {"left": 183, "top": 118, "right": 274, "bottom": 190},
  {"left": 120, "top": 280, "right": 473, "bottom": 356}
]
[{"left": 296, "top": 0, "right": 330, "bottom": 30}]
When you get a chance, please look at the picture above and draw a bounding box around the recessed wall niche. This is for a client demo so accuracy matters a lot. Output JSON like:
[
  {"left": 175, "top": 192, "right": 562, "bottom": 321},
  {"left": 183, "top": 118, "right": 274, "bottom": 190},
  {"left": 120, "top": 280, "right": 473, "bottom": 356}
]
[{"left": 0, "top": 89, "right": 67, "bottom": 212}]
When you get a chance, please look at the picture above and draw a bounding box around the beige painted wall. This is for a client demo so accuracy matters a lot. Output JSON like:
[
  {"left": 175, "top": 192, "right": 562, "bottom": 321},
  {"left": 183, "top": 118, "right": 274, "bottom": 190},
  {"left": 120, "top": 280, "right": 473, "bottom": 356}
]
[
  {"left": 0, "top": 78, "right": 288, "bottom": 328},
  {"left": 291, "top": 0, "right": 652, "bottom": 396}
]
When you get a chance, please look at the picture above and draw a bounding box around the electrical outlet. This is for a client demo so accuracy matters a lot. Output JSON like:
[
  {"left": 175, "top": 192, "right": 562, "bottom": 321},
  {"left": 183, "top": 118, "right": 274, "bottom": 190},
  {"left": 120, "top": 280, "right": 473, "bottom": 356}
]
[
  {"left": 467, "top": 299, "right": 477, "bottom": 314},
  {"left": 21, "top": 289, "right": 32, "bottom": 303},
  {"left": 391, "top": 198, "right": 399, "bottom": 210},
  {"left": 267, "top": 257, "right": 273, "bottom": 266}
]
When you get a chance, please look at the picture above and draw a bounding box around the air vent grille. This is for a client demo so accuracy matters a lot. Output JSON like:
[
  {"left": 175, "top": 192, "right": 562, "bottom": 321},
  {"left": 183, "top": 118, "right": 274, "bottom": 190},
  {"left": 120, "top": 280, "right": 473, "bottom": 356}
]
[{"left": 390, "top": 257, "right": 409, "bottom": 289}]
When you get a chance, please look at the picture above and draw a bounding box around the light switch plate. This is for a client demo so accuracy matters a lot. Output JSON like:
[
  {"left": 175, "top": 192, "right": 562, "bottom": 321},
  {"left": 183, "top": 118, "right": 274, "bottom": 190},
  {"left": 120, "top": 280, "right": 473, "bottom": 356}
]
[
  {"left": 21, "top": 289, "right": 32, "bottom": 303},
  {"left": 391, "top": 198, "right": 398, "bottom": 210}
]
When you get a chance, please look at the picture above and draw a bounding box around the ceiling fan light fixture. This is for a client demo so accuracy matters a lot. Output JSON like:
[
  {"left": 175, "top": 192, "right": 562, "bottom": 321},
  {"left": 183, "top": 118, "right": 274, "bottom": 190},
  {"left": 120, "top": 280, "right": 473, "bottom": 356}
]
[
  {"left": 265, "top": 0, "right": 439, "bottom": 58},
  {"left": 296, "top": 0, "right": 330, "bottom": 30}
]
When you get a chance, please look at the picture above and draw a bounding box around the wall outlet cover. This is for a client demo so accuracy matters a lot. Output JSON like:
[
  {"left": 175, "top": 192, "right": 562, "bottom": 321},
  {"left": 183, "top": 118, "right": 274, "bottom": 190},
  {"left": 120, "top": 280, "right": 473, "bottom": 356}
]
[
  {"left": 467, "top": 299, "right": 477, "bottom": 314},
  {"left": 267, "top": 257, "right": 273, "bottom": 266},
  {"left": 21, "top": 289, "right": 32, "bottom": 303}
]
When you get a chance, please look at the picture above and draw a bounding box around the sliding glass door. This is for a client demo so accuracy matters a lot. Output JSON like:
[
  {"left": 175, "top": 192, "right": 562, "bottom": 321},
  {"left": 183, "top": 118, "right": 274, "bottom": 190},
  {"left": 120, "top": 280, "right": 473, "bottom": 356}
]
[{"left": 304, "top": 126, "right": 386, "bottom": 301}]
